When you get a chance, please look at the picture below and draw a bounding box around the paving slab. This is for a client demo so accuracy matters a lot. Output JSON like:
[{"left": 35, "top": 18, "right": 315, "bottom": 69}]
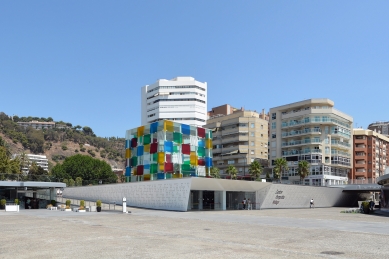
[{"left": 1, "top": 207, "right": 388, "bottom": 258}]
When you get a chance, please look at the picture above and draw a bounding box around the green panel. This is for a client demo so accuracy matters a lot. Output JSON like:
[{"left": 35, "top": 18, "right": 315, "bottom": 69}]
[
  {"left": 139, "top": 136, "right": 143, "bottom": 145},
  {"left": 181, "top": 164, "right": 191, "bottom": 172},
  {"left": 173, "top": 145, "right": 179, "bottom": 153},
  {"left": 150, "top": 164, "right": 158, "bottom": 174},
  {"left": 173, "top": 132, "right": 182, "bottom": 144},
  {"left": 144, "top": 134, "right": 151, "bottom": 145},
  {"left": 152, "top": 153, "right": 158, "bottom": 162},
  {"left": 197, "top": 147, "right": 205, "bottom": 157},
  {"left": 206, "top": 130, "right": 212, "bottom": 139},
  {"left": 165, "top": 173, "right": 172, "bottom": 179}
]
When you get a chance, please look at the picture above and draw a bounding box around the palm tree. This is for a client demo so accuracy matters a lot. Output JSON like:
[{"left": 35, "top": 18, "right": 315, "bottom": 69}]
[
  {"left": 297, "top": 160, "right": 310, "bottom": 185},
  {"left": 210, "top": 167, "right": 220, "bottom": 178},
  {"left": 226, "top": 165, "right": 238, "bottom": 180},
  {"left": 273, "top": 158, "right": 288, "bottom": 183},
  {"left": 248, "top": 160, "right": 263, "bottom": 181}
]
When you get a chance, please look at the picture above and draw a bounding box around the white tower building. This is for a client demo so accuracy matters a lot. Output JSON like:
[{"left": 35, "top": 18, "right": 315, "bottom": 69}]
[{"left": 141, "top": 77, "right": 207, "bottom": 126}]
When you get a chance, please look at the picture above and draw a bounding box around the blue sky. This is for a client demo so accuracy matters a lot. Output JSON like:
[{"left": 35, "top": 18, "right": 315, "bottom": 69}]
[{"left": 1, "top": 1, "right": 388, "bottom": 137}]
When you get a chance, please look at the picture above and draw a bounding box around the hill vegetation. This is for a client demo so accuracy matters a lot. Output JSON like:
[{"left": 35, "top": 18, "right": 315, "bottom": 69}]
[{"left": 0, "top": 112, "right": 125, "bottom": 170}]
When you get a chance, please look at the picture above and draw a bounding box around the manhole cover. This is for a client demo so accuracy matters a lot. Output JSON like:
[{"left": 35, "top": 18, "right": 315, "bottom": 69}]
[{"left": 321, "top": 251, "right": 344, "bottom": 255}]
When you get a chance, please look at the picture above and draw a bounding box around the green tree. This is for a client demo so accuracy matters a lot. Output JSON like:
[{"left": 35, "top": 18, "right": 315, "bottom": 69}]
[
  {"left": 51, "top": 154, "right": 116, "bottom": 184},
  {"left": 82, "top": 126, "right": 94, "bottom": 136},
  {"left": 273, "top": 158, "right": 288, "bottom": 182},
  {"left": 248, "top": 160, "right": 263, "bottom": 181},
  {"left": 0, "top": 146, "right": 21, "bottom": 179},
  {"left": 210, "top": 167, "right": 220, "bottom": 178},
  {"left": 75, "top": 177, "right": 83, "bottom": 186},
  {"left": 297, "top": 160, "right": 310, "bottom": 185},
  {"left": 226, "top": 165, "right": 238, "bottom": 180},
  {"left": 69, "top": 178, "right": 75, "bottom": 186}
]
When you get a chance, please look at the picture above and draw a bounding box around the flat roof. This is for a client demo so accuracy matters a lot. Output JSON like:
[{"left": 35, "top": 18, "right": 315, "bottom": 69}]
[{"left": 0, "top": 181, "right": 66, "bottom": 188}]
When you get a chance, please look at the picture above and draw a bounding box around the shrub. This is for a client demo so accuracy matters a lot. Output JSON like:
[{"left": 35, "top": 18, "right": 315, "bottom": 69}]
[
  {"left": 80, "top": 200, "right": 85, "bottom": 207},
  {"left": 75, "top": 177, "right": 83, "bottom": 186},
  {"left": 96, "top": 200, "right": 102, "bottom": 207},
  {"left": 69, "top": 178, "right": 75, "bottom": 186},
  {"left": 61, "top": 145, "right": 68, "bottom": 151},
  {"left": 88, "top": 149, "right": 96, "bottom": 157},
  {"left": 47, "top": 204, "right": 52, "bottom": 208},
  {"left": 51, "top": 200, "right": 56, "bottom": 206},
  {"left": 14, "top": 199, "right": 19, "bottom": 205},
  {"left": 80, "top": 147, "right": 86, "bottom": 152},
  {"left": 75, "top": 149, "right": 79, "bottom": 153},
  {"left": 66, "top": 200, "right": 71, "bottom": 207},
  {"left": 0, "top": 199, "right": 6, "bottom": 206}
]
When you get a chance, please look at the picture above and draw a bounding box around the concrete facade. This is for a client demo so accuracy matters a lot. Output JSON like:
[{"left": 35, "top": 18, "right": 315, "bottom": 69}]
[
  {"left": 352, "top": 129, "right": 389, "bottom": 182},
  {"left": 141, "top": 77, "right": 207, "bottom": 127},
  {"left": 62, "top": 178, "right": 355, "bottom": 211},
  {"left": 204, "top": 107, "right": 269, "bottom": 177},
  {"left": 269, "top": 99, "right": 353, "bottom": 186}
]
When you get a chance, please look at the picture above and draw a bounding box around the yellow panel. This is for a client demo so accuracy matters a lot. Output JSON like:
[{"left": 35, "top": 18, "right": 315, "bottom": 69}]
[
  {"left": 144, "top": 144, "right": 150, "bottom": 153},
  {"left": 125, "top": 149, "right": 131, "bottom": 159},
  {"left": 158, "top": 152, "right": 165, "bottom": 164},
  {"left": 144, "top": 174, "right": 151, "bottom": 181},
  {"left": 190, "top": 151, "right": 198, "bottom": 166},
  {"left": 205, "top": 139, "right": 212, "bottom": 149},
  {"left": 164, "top": 120, "right": 174, "bottom": 132},
  {"left": 173, "top": 173, "right": 182, "bottom": 178},
  {"left": 159, "top": 164, "right": 165, "bottom": 171},
  {"left": 137, "top": 126, "right": 145, "bottom": 137}
]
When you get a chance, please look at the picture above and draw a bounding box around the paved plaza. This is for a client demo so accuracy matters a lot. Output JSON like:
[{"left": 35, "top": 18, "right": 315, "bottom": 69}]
[{"left": 1, "top": 207, "right": 389, "bottom": 258}]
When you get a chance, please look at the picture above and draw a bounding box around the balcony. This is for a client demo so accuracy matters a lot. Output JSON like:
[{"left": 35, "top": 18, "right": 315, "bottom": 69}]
[
  {"left": 355, "top": 145, "right": 366, "bottom": 148},
  {"left": 356, "top": 169, "right": 366, "bottom": 173},
  {"left": 282, "top": 149, "right": 322, "bottom": 156},
  {"left": 331, "top": 150, "right": 351, "bottom": 157},
  {"left": 281, "top": 128, "right": 321, "bottom": 138},
  {"left": 355, "top": 160, "right": 366, "bottom": 164},
  {"left": 282, "top": 139, "right": 322, "bottom": 147},
  {"left": 331, "top": 140, "right": 351, "bottom": 149}
]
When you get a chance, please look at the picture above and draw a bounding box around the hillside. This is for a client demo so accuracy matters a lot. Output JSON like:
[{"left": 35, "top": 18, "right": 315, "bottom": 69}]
[{"left": 0, "top": 112, "right": 125, "bottom": 170}]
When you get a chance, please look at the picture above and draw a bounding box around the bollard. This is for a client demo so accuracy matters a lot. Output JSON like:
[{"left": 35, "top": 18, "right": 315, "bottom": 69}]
[{"left": 122, "top": 197, "right": 126, "bottom": 213}]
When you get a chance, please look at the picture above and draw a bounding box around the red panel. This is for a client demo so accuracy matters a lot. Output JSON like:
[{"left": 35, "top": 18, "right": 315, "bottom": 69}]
[
  {"left": 150, "top": 143, "right": 158, "bottom": 154},
  {"left": 198, "top": 159, "right": 205, "bottom": 166},
  {"left": 197, "top": 127, "right": 205, "bottom": 138},
  {"left": 166, "top": 154, "right": 172, "bottom": 163},
  {"left": 182, "top": 144, "right": 190, "bottom": 155},
  {"left": 137, "top": 165, "right": 144, "bottom": 175},
  {"left": 131, "top": 138, "right": 137, "bottom": 147},
  {"left": 164, "top": 162, "right": 173, "bottom": 172}
]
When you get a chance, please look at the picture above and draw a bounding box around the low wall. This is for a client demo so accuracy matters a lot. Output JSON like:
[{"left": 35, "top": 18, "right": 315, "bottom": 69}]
[{"left": 62, "top": 178, "right": 191, "bottom": 211}]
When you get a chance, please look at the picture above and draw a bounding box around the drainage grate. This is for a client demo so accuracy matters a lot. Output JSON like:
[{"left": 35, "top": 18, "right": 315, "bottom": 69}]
[
  {"left": 203, "top": 228, "right": 211, "bottom": 231},
  {"left": 321, "top": 251, "right": 345, "bottom": 255}
]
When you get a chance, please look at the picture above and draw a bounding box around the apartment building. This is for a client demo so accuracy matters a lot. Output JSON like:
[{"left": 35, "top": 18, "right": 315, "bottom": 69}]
[
  {"left": 141, "top": 77, "right": 207, "bottom": 127},
  {"left": 13, "top": 154, "right": 49, "bottom": 174},
  {"left": 17, "top": 121, "right": 55, "bottom": 130},
  {"left": 368, "top": 121, "right": 389, "bottom": 136},
  {"left": 204, "top": 105, "right": 269, "bottom": 178},
  {"left": 269, "top": 99, "right": 353, "bottom": 186},
  {"left": 352, "top": 129, "right": 389, "bottom": 182}
]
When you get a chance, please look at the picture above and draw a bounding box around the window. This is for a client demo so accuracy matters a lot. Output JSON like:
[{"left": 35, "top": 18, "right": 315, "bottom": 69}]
[
  {"left": 228, "top": 160, "right": 235, "bottom": 164},
  {"left": 271, "top": 113, "right": 276, "bottom": 119},
  {"left": 271, "top": 122, "right": 276, "bottom": 129},
  {"left": 251, "top": 123, "right": 255, "bottom": 128},
  {"left": 272, "top": 133, "right": 276, "bottom": 139},
  {"left": 251, "top": 141, "right": 255, "bottom": 146},
  {"left": 251, "top": 150, "right": 254, "bottom": 155},
  {"left": 271, "top": 141, "right": 276, "bottom": 148},
  {"left": 251, "top": 132, "right": 255, "bottom": 137},
  {"left": 271, "top": 150, "right": 276, "bottom": 157},
  {"left": 261, "top": 125, "right": 264, "bottom": 129},
  {"left": 251, "top": 158, "right": 255, "bottom": 163}
]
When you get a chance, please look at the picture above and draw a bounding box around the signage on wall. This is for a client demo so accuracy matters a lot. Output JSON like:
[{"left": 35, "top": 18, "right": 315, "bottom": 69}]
[{"left": 272, "top": 189, "right": 285, "bottom": 205}]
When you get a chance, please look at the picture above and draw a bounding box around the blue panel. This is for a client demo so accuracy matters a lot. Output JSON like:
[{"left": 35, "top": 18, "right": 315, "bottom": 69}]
[
  {"left": 198, "top": 139, "right": 205, "bottom": 148},
  {"left": 157, "top": 173, "right": 165, "bottom": 179},
  {"left": 164, "top": 141, "right": 173, "bottom": 153},
  {"left": 205, "top": 157, "right": 212, "bottom": 167},
  {"left": 137, "top": 146, "right": 144, "bottom": 156},
  {"left": 181, "top": 124, "right": 190, "bottom": 135},
  {"left": 125, "top": 167, "right": 131, "bottom": 176},
  {"left": 190, "top": 172, "right": 197, "bottom": 177},
  {"left": 125, "top": 140, "right": 130, "bottom": 149},
  {"left": 144, "top": 164, "right": 150, "bottom": 169},
  {"left": 150, "top": 122, "right": 158, "bottom": 134}
]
